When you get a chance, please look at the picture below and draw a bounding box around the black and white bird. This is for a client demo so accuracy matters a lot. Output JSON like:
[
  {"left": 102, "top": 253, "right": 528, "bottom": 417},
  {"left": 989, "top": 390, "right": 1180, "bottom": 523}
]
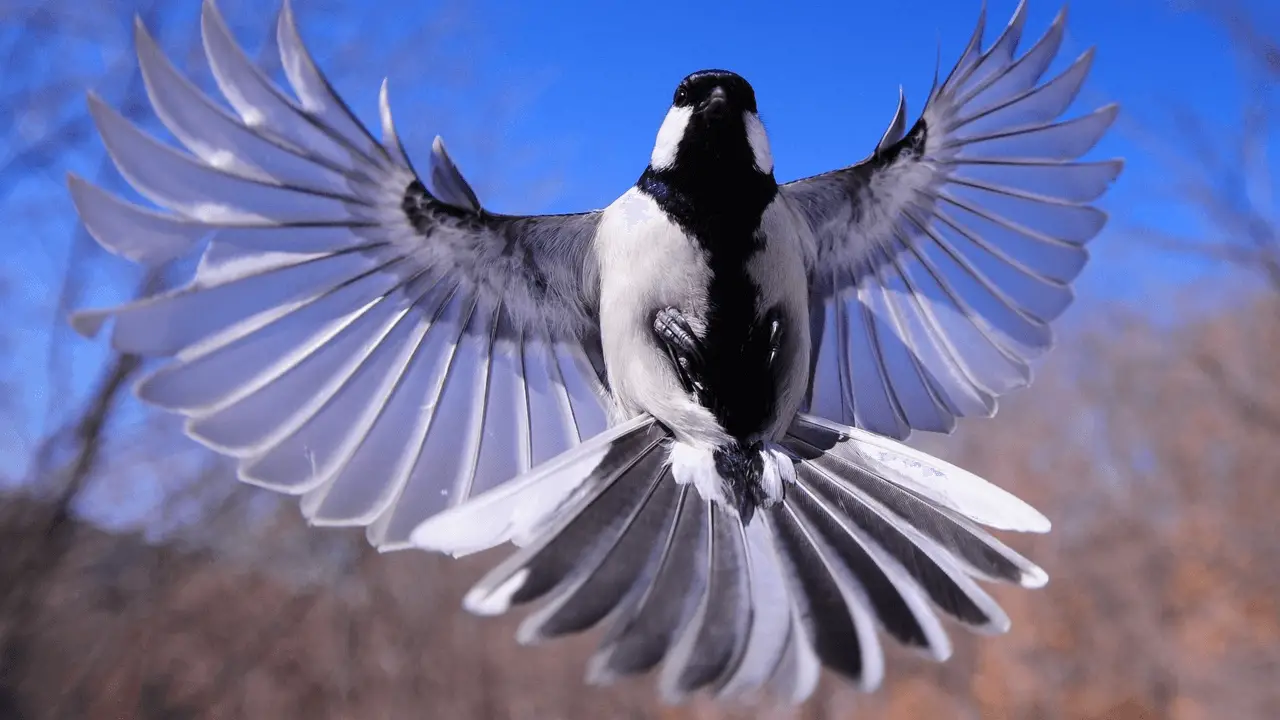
[{"left": 71, "top": 0, "right": 1120, "bottom": 703}]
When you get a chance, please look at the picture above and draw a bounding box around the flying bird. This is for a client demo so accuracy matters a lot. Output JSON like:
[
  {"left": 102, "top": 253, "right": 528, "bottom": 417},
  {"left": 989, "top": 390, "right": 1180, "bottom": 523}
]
[{"left": 70, "top": 0, "right": 1121, "bottom": 703}]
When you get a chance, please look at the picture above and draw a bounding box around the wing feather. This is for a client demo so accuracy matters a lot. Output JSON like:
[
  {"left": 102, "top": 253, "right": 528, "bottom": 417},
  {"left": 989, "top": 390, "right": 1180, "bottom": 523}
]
[
  {"left": 71, "top": 0, "right": 609, "bottom": 549},
  {"left": 783, "top": 1, "right": 1121, "bottom": 439}
]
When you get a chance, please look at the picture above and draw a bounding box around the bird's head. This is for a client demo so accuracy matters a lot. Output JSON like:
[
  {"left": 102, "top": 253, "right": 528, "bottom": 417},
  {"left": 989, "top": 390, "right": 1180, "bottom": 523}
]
[{"left": 648, "top": 70, "right": 773, "bottom": 179}]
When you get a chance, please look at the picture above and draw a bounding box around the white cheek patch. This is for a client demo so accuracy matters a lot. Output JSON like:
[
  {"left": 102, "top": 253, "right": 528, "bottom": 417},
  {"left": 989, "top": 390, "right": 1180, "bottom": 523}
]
[
  {"left": 744, "top": 111, "right": 773, "bottom": 174},
  {"left": 650, "top": 106, "right": 692, "bottom": 170}
]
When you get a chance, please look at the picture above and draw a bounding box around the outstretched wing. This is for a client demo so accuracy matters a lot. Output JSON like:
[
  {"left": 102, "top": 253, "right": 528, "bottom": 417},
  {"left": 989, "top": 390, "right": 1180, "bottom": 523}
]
[
  {"left": 70, "top": 0, "right": 611, "bottom": 550},
  {"left": 782, "top": 1, "right": 1122, "bottom": 440}
]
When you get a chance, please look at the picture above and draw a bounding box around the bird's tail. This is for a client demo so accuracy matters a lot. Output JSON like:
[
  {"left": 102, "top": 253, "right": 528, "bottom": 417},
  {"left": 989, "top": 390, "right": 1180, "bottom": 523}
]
[{"left": 411, "top": 412, "right": 1050, "bottom": 704}]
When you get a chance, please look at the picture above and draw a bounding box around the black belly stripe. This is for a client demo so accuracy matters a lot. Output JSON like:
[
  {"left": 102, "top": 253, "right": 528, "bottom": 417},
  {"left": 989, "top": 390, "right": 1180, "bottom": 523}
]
[
  {"left": 638, "top": 148, "right": 780, "bottom": 440},
  {"left": 700, "top": 243, "right": 779, "bottom": 438}
]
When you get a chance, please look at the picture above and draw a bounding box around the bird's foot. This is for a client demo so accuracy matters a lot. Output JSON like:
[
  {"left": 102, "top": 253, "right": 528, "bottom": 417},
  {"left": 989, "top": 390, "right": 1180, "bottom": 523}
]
[
  {"left": 653, "top": 307, "right": 704, "bottom": 396},
  {"left": 763, "top": 306, "right": 784, "bottom": 369}
]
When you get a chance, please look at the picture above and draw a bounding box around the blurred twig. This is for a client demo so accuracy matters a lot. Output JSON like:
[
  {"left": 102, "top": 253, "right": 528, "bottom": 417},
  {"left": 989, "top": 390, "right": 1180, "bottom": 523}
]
[
  {"left": 1132, "top": 1, "right": 1280, "bottom": 429},
  {"left": 1192, "top": 351, "right": 1280, "bottom": 432}
]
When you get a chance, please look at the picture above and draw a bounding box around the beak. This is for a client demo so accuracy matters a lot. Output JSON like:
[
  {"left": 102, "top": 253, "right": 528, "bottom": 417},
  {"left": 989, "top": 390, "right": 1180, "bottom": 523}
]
[{"left": 700, "top": 86, "right": 728, "bottom": 119}]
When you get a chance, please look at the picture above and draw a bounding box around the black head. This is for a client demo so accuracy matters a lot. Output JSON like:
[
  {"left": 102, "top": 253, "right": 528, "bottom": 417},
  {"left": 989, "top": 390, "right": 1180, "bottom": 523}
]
[
  {"left": 672, "top": 69, "right": 759, "bottom": 118},
  {"left": 648, "top": 69, "right": 773, "bottom": 179}
]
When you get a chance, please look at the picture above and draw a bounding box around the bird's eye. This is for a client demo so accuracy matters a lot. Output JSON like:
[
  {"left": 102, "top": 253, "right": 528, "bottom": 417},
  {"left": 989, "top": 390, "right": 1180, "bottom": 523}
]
[{"left": 674, "top": 86, "right": 687, "bottom": 105}]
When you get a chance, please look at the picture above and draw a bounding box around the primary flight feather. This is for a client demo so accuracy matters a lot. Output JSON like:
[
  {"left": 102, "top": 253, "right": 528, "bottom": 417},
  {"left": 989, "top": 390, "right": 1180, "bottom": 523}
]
[{"left": 71, "top": 0, "right": 1120, "bottom": 703}]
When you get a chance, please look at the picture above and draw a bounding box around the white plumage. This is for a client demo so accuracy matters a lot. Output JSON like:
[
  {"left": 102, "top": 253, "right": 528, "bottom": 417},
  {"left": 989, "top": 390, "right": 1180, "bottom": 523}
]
[{"left": 650, "top": 106, "right": 694, "bottom": 171}]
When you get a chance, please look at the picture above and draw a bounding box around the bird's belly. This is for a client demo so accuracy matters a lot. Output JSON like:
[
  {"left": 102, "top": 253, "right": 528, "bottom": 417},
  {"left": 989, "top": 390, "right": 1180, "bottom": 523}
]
[
  {"left": 596, "top": 192, "right": 717, "bottom": 436},
  {"left": 595, "top": 190, "right": 810, "bottom": 444}
]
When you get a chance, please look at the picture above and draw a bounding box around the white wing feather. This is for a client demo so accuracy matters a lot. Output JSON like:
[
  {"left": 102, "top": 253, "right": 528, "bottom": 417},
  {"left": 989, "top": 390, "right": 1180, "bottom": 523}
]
[
  {"left": 70, "top": 0, "right": 610, "bottom": 550},
  {"left": 785, "top": 1, "right": 1122, "bottom": 440}
]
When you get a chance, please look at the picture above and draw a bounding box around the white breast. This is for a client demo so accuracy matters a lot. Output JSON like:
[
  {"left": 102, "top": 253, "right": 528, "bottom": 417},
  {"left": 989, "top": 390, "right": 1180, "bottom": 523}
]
[{"left": 595, "top": 188, "right": 729, "bottom": 446}]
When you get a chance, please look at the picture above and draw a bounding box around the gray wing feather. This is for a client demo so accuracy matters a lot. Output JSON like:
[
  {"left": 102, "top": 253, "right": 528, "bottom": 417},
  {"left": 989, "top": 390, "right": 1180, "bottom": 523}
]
[
  {"left": 714, "top": 518, "right": 794, "bottom": 698},
  {"left": 588, "top": 485, "right": 709, "bottom": 683},
  {"left": 783, "top": 1, "right": 1122, "bottom": 440},
  {"left": 657, "top": 504, "right": 752, "bottom": 701},
  {"left": 763, "top": 499, "right": 885, "bottom": 691},
  {"left": 69, "top": 0, "right": 610, "bottom": 550},
  {"left": 515, "top": 459, "right": 677, "bottom": 643}
]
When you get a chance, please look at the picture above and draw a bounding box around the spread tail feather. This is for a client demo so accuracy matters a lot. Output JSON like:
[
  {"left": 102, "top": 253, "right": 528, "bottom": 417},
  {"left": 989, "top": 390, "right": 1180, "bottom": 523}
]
[
  {"left": 769, "top": 411, "right": 1050, "bottom": 683},
  {"left": 411, "top": 411, "right": 1049, "bottom": 704}
]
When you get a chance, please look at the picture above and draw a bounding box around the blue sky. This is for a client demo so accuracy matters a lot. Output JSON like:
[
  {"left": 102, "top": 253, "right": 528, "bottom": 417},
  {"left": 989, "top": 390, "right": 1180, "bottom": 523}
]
[
  {"left": 338, "top": 0, "right": 1262, "bottom": 302},
  {"left": 0, "top": 0, "right": 1270, "bottom": 487}
]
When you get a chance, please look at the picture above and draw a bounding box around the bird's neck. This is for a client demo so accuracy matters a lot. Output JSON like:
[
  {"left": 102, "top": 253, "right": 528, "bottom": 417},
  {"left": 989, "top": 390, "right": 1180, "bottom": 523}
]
[{"left": 638, "top": 152, "right": 776, "bottom": 251}]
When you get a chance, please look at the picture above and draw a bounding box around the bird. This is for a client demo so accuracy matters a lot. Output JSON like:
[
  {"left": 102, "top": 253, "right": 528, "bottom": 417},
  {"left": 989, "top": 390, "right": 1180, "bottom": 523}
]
[{"left": 70, "top": 0, "right": 1121, "bottom": 704}]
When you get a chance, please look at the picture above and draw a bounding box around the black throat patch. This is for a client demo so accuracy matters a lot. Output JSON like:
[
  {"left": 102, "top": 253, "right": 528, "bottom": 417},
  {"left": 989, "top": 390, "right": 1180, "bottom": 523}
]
[{"left": 637, "top": 114, "right": 781, "bottom": 441}]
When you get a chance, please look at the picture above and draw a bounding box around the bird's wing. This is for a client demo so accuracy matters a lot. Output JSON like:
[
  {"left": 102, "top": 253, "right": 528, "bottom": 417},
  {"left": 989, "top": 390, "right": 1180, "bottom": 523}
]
[
  {"left": 781, "top": 1, "right": 1121, "bottom": 440},
  {"left": 70, "top": 0, "right": 612, "bottom": 550}
]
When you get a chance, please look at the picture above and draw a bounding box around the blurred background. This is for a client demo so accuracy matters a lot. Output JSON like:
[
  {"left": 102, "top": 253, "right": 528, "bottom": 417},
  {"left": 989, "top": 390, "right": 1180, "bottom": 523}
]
[{"left": 1, "top": 0, "right": 1277, "bottom": 717}]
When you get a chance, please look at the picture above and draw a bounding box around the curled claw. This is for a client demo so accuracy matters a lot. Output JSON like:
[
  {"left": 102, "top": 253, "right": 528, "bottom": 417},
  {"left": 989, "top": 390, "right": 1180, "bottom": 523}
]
[
  {"left": 652, "top": 307, "right": 705, "bottom": 396},
  {"left": 764, "top": 307, "right": 784, "bottom": 369}
]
